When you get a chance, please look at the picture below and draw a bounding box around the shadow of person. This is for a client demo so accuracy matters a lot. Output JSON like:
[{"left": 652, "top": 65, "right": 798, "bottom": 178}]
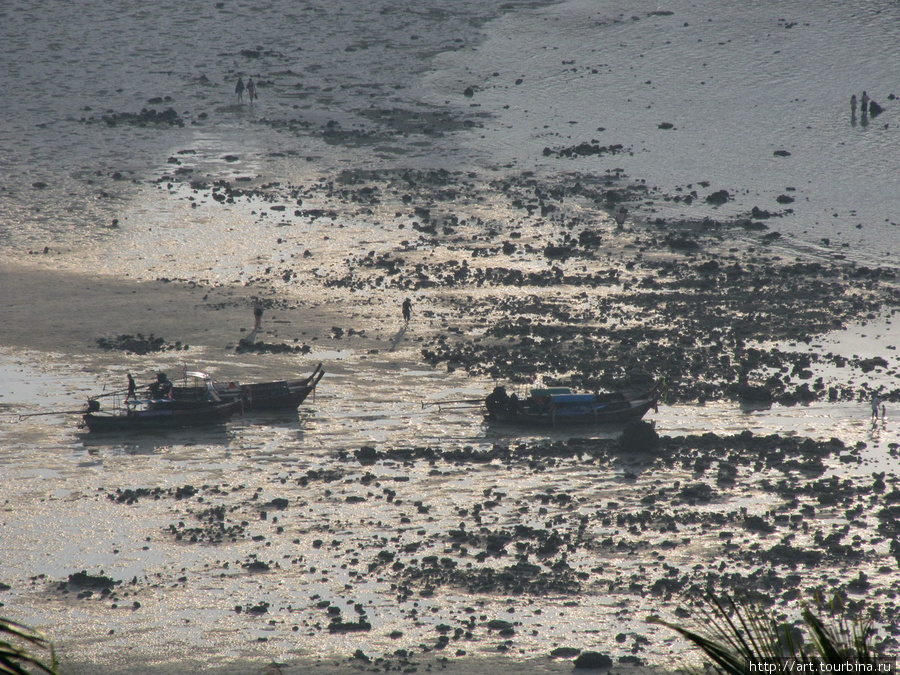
[{"left": 389, "top": 324, "right": 408, "bottom": 351}]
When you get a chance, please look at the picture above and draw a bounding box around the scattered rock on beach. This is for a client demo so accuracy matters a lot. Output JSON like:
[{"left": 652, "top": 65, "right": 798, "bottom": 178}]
[
  {"left": 574, "top": 651, "right": 613, "bottom": 669},
  {"left": 67, "top": 571, "right": 119, "bottom": 590},
  {"left": 82, "top": 107, "right": 185, "bottom": 128},
  {"left": 96, "top": 333, "right": 186, "bottom": 354},
  {"left": 235, "top": 339, "right": 310, "bottom": 355},
  {"left": 705, "top": 189, "right": 731, "bottom": 205}
]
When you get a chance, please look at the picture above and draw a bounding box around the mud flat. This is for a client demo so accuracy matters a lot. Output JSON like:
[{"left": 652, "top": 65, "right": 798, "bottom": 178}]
[
  {"left": 5, "top": 156, "right": 900, "bottom": 675},
  {"left": 41, "top": 161, "right": 900, "bottom": 406}
]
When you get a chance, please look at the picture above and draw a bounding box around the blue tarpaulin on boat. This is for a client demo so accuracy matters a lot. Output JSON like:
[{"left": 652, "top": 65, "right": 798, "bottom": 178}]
[
  {"left": 550, "top": 394, "right": 596, "bottom": 405},
  {"left": 531, "top": 388, "right": 571, "bottom": 397}
]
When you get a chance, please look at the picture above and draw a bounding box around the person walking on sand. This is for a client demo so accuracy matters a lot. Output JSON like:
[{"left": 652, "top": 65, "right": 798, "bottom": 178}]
[
  {"left": 235, "top": 76, "right": 245, "bottom": 102},
  {"left": 246, "top": 77, "right": 257, "bottom": 103},
  {"left": 402, "top": 298, "right": 412, "bottom": 324},
  {"left": 253, "top": 299, "right": 264, "bottom": 330},
  {"left": 872, "top": 393, "right": 882, "bottom": 420},
  {"left": 860, "top": 91, "right": 870, "bottom": 115}
]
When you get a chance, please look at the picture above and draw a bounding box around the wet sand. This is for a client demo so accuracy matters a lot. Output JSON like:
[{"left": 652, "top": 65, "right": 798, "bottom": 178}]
[
  {"left": 0, "top": 260, "right": 370, "bottom": 356},
  {"left": 4, "top": 2, "right": 900, "bottom": 672},
  {"left": 5, "top": 170, "right": 900, "bottom": 675},
  {"left": 58, "top": 654, "right": 630, "bottom": 675}
]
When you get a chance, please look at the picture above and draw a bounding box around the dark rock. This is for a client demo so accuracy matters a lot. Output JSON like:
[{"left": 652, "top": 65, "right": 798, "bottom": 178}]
[
  {"left": 328, "top": 618, "right": 371, "bottom": 632},
  {"left": 96, "top": 333, "right": 184, "bottom": 354},
  {"left": 66, "top": 571, "right": 119, "bottom": 590},
  {"left": 664, "top": 233, "right": 700, "bottom": 251},
  {"left": 761, "top": 544, "right": 823, "bottom": 568},
  {"left": 619, "top": 420, "right": 659, "bottom": 453},
  {"left": 356, "top": 446, "right": 380, "bottom": 463},
  {"left": 486, "top": 619, "right": 514, "bottom": 632},
  {"left": 175, "top": 485, "right": 197, "bottom": 499},
  {"left": 859, "top": 357, "right": 888, "bottom": 373},
  {"left": 716, "top": 462, "right": 739, "bottom": 486},
  {"left": 574, "top": 651, "right": 613, "bottom": 669},
  {"left": 744, "top": 515, "right": 775, "bottom": 534},
  {"left": 236, "top": 339, "right": 311, "bottom": 355},
  {"left": 705, "top": 189, "right": 730, "bottom": 205},
  {"left": 847, "top": 571, "right": 870, "bottom": 592},
  {"left": 733, "top": 384, "right": 773, "bottom": 403},
  {"left": 89, "top": 107, "right": 185, "bottom": 128},
  {"left": 544, "top": 142, "right": 627, "bottom": 159},
  {"left": 679, "top": 482, "right": 716, "bottom": 503}
]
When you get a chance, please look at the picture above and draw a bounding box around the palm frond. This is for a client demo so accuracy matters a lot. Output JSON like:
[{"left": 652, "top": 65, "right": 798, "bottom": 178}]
[
  {"left": 0, "top": 618, "right": 58, "bottom": 675},
  {"left": 650, "top": 592, "right": 880, "bottom": 675},
  {"left": 649, "top": 616, "right": 752, "bottom": 675}
]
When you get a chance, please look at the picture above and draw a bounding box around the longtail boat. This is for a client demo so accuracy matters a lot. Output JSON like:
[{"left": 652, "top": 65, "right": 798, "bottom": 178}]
[
  {"left": 484, "top": 384, "right": 658, "bottom": 427},
  {"left": 81, "top": 399, "right": 241, "bottom": 433},
  {"left": 171, "top": 363, "right": 324, "bottom": 411}
]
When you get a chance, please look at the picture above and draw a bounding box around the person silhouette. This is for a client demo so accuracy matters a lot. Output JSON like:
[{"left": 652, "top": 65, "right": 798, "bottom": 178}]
[
  {"left": 253, "top": 299, "right": 263, "bottom": 330},
  {"left": 235, "top": 77, "right": 245, "bottom": 102},
  {"left": 246, "top": 77, "right": 257, "bottom": 103},
  {"left": 402, "top": 298, "right": 412, "bottom": 324}
]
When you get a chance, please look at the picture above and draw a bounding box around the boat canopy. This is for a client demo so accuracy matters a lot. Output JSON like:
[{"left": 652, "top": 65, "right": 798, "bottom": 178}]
[
  {"left": 549, "top": 393, "right": 596, "bottom": 405},
  {"left": 530, "top": 387, "right": 571, "bottom": 397}
]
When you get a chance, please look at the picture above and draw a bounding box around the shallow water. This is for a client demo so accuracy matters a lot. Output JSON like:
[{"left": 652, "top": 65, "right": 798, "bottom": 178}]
[
  {"left": 4, "top": 1, "right": 900, "bottom": 263},
  {"left": 443, "top": 0, "right": 900, "bottom": 259},
  {"left": 3, "top": 341, "right": 900, "bottom": 669},
  {"left": 4, "top": 0, "right": 900, "bottom": 670}
]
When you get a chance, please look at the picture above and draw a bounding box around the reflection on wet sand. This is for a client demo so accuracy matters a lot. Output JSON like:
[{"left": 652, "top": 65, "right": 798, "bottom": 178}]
[{"left": 4, "top": 350, "right": 900, "bottom": 673}]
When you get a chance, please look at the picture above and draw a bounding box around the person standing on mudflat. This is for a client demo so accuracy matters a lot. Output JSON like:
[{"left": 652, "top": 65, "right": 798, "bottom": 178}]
[
  {"left": 402, "top": 298, "right": 412, "bottom": 324},
  {"left": 253, "top": 299, "right": 264, "bottom": 330},
  {"left": 235, "top": 77, "right": 245, "bottom": 102}
]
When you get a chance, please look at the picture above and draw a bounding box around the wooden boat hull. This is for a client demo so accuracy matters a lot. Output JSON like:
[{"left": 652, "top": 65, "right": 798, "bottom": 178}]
[
  {"left": 485, "top": 387, "right": 658, "bottom": 427},
  {"left": 82, "top": 401, "right": 240, "bottom": 433},
  {"left": 213, "top": 365, "right": 324, "bottom": 411},
  {"left": 236, "top": 373, "right": 322, "bottom": 410}
]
